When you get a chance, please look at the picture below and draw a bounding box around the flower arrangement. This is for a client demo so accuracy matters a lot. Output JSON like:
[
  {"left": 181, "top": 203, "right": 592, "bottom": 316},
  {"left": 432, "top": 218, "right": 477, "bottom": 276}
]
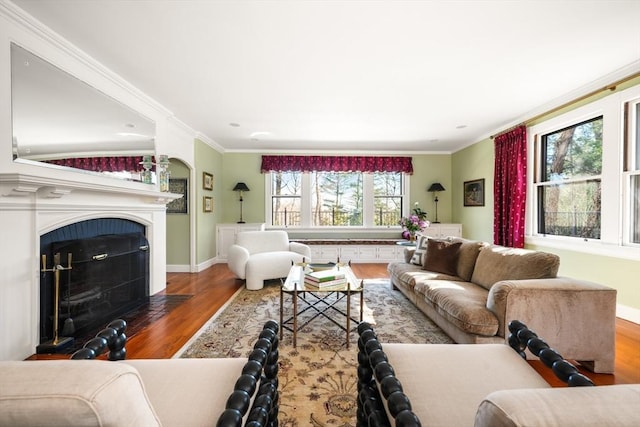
[{"left": 400, "top": 202, "right": 429, "bottom": 240}]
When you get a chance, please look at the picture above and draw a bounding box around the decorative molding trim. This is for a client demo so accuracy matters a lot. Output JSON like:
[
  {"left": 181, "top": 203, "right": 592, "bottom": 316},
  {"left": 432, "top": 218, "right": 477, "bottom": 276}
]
[
  {"left": 1, "top": 173, "right": 180, "bottom": 204},
  {"left": 0, "top": 1, "right": 171, "bottom": 116}
]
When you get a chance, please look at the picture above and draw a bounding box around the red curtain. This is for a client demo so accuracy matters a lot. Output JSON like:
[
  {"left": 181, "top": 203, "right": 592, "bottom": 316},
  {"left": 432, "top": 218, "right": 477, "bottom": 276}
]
[
  {"left": 261, "top": 155, "right": 413, "bottom": 174},
  {"left": 46, "top": 156, "right": 147, "bottom": 173},
  {"left": 494, "top": 125, "right": 527, "bottom": 248}
]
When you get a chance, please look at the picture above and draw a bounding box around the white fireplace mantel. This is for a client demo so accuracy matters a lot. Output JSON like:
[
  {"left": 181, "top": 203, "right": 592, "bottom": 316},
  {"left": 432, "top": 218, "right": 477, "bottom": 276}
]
[
  {"left": 0, "top": 171, "right": 179, "bottom": 361},
  {"left": 0, "top": 173, "right": 182, "bottom": 204}
]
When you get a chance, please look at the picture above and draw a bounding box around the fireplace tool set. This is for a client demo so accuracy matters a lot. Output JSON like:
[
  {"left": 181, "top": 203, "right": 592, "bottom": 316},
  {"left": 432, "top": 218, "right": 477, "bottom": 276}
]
[{"left": 37, "top": 252, "right": 75, "bottom": 353}]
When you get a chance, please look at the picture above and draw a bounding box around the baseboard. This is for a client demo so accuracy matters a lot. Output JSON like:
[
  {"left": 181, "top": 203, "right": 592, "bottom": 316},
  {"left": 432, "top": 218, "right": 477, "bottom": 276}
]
[
  {"left": 194, "top": 258, "right": 216, "bottom": 272},
  {"left": 166, "top": 264, "right": 190, "bottom": 273},
  {"left": 617, "top": 304, "right": 640, "bottom": 324}
]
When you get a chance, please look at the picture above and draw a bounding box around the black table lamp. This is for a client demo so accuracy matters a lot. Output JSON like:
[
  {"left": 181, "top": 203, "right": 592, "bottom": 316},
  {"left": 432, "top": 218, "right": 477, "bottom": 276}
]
[
  {"left": 427, "top": 182, "right": 445, "bottom": 223},
  {"left": 233, "top": 182, "right": 250, "bottom": 223}
]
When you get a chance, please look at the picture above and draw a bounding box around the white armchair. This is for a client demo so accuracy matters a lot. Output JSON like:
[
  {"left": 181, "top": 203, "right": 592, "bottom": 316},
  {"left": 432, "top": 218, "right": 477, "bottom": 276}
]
[{"left": 228, "top": 230, "right": 311, "bottom": 290}]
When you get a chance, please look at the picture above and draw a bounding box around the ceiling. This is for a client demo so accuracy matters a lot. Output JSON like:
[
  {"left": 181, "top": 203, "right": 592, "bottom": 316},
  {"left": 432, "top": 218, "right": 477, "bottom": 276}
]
[{"left": 11, "top": 0, "right": 640, "bottom": 154}]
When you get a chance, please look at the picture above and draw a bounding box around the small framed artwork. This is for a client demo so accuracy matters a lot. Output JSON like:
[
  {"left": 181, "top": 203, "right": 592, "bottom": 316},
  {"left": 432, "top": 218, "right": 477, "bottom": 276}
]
[
  {"left": 203, "top": 172, "right": 214, "bottom": 190},
  {"left": 167, "top": 178, "right": 188, "bottom": 214},
  {"left": 203, "top": 196, "right": 213, "bottom": 213},
  {"left": 463, "top": 178, "right": 485, "bottom": 207}
]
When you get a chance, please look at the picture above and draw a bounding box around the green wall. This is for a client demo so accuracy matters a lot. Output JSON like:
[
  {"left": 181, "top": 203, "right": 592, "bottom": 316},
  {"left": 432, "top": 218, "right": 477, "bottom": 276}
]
[
  {"left": 218, "top": 153, "right": 453, "bottom": 236},
  {"left": 451, "top": 138, "right": 494, "bottom": 242},
  {"left": 527, "top": 244, "right": 640, "bottom": 310},
  {"left": 220, "top": 153, "right": 264, "bottom": 224},
  {"left": 166, "top": 159, "right": 190, "bottom": 265},
  {"left": 195, "top": 139, "right": 223, "bottom": 264}
]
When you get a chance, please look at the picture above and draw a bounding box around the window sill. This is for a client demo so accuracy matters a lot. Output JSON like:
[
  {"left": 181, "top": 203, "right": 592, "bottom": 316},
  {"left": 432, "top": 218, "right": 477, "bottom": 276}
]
[{"left": 526, "top": 235, "right": 640, "bottom": 261}]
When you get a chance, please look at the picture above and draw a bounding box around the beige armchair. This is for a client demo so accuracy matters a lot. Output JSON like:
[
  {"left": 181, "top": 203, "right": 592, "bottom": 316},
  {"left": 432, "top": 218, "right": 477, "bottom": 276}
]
[{"left": 228, "top": 230, "right": 311, "bottom": 290}]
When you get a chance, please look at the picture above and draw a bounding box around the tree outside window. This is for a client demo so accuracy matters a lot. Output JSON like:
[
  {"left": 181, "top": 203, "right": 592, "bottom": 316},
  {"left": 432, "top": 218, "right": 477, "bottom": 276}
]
[{"left": 537, "top": 116, "right": 603, "bottom": 239}]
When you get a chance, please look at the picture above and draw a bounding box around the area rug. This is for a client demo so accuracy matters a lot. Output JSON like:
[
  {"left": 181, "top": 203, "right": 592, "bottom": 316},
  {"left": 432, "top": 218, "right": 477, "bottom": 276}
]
[{"left": 175, "top": 279, "right": 453, "bottom": 427}]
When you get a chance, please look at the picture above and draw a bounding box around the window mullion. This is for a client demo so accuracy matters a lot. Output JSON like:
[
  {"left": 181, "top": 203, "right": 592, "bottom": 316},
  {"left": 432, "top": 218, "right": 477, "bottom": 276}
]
[{"left": 300, "top": 173, "right": 311, "bottom": 228}]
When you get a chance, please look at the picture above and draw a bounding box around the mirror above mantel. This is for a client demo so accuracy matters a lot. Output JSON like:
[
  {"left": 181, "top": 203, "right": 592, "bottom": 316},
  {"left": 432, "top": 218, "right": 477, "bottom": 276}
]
[{"left": 10, "top": 43, "right": 156, "bottom": 183}]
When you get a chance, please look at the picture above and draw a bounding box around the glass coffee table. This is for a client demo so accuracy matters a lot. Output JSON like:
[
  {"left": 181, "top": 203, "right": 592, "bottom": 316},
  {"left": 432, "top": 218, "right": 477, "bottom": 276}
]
[{"left": 279, "top": 264, "right": 364, "bottom": 349}]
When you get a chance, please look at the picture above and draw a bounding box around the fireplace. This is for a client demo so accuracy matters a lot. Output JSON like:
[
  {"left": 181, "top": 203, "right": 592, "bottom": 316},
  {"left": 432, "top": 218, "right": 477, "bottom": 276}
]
[{"left": 38, "top": 219, "right": 149, "bottom": 352}]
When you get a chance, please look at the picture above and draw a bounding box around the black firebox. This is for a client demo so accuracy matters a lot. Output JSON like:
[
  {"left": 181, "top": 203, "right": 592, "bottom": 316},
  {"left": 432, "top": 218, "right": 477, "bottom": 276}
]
[{"left": 39, "top": 220, "right": 149, "bottom": 350}]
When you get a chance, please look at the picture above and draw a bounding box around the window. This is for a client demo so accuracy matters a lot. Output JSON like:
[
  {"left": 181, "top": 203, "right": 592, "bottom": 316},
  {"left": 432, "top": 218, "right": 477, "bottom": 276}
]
[
  {"left": 627, "top": 99, "right": 640, "bottom": 244},
  {"left": 268, "top": 171, "right": 406, "bottom": 228},
  {"left": 536, "top": 117, "right": 603, "bottom": 239},
  {"left": 311, "top": 172, "right": 363, "bottom": 226},
  {"left": 271, "top": 172, "right": 301, "bottom": 227},
  {"left": 373, "top": 172, "right": 403, "bottom": 226}
]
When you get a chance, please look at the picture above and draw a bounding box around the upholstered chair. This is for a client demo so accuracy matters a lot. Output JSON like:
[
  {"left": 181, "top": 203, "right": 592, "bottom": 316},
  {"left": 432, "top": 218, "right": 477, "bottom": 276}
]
[{"left": 228, "top": 230, "right": 311, "bottom": 290}]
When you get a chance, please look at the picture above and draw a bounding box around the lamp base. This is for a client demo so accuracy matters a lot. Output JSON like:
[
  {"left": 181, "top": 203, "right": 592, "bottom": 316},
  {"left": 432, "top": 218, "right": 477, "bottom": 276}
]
[
  {"left": 433, "top": 221, "right": 441, "bottom": 224},
  {"left": 237, "top": 221, "right": 246, "bottom": 224},
  {"left": 36, "top": 336, "right": 75, "bottom": 354}
]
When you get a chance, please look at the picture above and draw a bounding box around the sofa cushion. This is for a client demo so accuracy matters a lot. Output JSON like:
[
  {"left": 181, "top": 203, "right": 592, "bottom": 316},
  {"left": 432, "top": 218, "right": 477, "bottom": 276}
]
[
  {"left": 451, "top": 237, "right": 487, "bottom": 281},
  {"left": 0, "top": 360, "right": 161, "bottom": 427},
  {"left": 475, "top": 385, "right": 640, "bottom": 427},
  {"left": 410, "top": 234, "right": 429, "bottom": 265},
  {"left": 388, "top": 262, "right": 463, "bottom": 292},
  {"left": 471, "top": 245, "right": 560, "bottom": 290},
  {"left": 125, "top": 358, "right": 247, "bottom": 427},
  {"left": 414, "top": 280, "right": 499, "bottom": 336},
  {"left": 423, "top": 239, "right": 462, "bottom": 276},
  {"left": 383, "top": 344, "right": 550, "bottom": 427}
]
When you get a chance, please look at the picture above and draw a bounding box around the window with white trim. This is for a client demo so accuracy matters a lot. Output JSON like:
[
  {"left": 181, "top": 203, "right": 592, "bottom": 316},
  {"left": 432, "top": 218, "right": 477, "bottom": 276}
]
[
  {"left": 536, "top": 117, "right": 603, "bottom": 239},
  {"left": 626, "top": 97, "right": 640, "bottom": 244},
  {"left": 529, "top": 83, "right": 640, "bottom": 251},
  {"left": 267, "top": 171, "right": 407, "bottom": 228}
]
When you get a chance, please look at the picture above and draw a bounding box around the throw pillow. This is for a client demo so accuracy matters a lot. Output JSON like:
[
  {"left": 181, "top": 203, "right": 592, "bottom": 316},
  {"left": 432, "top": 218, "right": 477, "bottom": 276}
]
[
  {"left": 410, "top": 235, "right": 429, "bottom": 266},
  {"left": 423, "top": 239, "right": 462, "bottom": 276}
]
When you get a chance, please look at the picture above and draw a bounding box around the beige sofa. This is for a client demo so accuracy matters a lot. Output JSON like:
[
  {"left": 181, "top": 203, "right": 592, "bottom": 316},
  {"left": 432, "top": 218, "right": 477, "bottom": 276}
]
[
  {"left": 357, "top": 321, "right": 640, "bottom": 427},
  {"left": 0, "top": 321, "right": 280, "bottom": 427},
  {"left": 387, "top": 235, "right": 617, "bottom": 373}
]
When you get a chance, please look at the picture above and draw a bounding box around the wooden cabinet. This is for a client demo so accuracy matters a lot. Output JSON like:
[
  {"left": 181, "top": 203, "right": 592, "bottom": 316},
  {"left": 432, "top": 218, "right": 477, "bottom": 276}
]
[{"left": 216, "top": 223, "right": 265, "bottom": 260}]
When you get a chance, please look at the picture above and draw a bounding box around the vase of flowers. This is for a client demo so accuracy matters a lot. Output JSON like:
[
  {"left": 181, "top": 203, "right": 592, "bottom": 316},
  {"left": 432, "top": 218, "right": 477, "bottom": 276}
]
[{"left": 399, "top": 202, "right": 429, "bottom": 240}]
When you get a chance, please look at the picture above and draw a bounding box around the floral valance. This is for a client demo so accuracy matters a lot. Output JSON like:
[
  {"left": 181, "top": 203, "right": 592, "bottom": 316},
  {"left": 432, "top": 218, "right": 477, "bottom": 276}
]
[
  {"left": 261, "top": 155, "right": 413, "bottom": 174},
  {"left": 45, "top": 156, "right": 146, "bottom": 173}
]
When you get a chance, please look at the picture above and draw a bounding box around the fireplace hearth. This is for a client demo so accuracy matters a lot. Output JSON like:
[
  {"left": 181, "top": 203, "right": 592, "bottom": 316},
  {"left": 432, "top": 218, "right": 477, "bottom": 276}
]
[{"left": 39, "top": 219, "right": 149, "bottom": 352}]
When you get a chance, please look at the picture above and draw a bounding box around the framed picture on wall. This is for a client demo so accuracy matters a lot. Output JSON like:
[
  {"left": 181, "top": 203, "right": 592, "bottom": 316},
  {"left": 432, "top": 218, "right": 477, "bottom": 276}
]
[
  {"left": 203, "top": 196, "right": 213, "bottom": 213},
  {"left": 167, "top": 178, "right": 188, "bottom": 214},
  {"left": 203, "top": 172, "right": 214, "bottom": 190},
  {"left": 463, "top": 178, "right": 485, "bottom": 207}
]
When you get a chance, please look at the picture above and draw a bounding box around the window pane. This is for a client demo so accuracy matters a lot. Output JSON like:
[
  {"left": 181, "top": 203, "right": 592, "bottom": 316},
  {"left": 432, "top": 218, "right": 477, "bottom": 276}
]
[
  {"left": 373, "top": 172, "right": 402, "bottom": 226},
  {"left": 632, "top": 174, "right": 640, "bottom": 243},
  {"left": 542, "top": 117, "right": 602, "bottom": 181},
  {"left": 272, "top": 197, "right": 301, "bottom": 226},
  {"left": 311, "top": 172, "right": 363, "bottom": 226},
  {"left": 271, "top": 172, "right": 301, "bottom": 226},
  {"left": 271, "top": 172, "right": 301, "bottom": 195},
  {"left": 538, "top": 180, "right": 601, "bottom": 239}
]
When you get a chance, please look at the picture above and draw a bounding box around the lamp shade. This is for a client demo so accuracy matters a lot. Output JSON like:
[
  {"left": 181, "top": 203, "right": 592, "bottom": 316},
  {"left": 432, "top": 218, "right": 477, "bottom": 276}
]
[
  {"left": 233, "top": 182, "right": 250, "bottom": 192},
  {"left": 428, "top": 183, "right": 445, "bottom": 192}
]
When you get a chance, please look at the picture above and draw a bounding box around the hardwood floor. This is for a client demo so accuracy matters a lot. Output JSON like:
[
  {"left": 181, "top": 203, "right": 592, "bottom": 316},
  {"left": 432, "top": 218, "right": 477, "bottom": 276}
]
[{"left": 39, "top": 263, "right": 640, "bottom": 386}]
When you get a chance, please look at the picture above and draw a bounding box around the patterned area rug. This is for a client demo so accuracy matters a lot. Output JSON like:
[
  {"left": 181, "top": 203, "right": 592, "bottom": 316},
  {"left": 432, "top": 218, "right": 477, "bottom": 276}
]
[{"left": 176, "top": 279, "right": 453, "bottom": 427}]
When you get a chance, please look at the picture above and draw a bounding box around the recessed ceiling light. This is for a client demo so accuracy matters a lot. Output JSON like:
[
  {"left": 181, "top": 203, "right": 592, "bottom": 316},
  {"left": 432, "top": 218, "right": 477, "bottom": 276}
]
[
  {"left": 229, "top": 122, "right": 240, "bottom": 127},
  {"left": 125, "top": 123, "right": 135, "bottom": 128},
  {"left": 250, "top": 131, "right": 271, "bottom": 138},
  {"left": 456, "top": 125, "right": 467, "bottom": 129}
]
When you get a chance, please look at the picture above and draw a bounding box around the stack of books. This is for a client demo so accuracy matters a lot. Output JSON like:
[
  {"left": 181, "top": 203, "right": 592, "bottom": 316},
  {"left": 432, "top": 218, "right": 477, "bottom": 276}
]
[{"left": 304, "top": 269, "right": 347, "bottom": 289}]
